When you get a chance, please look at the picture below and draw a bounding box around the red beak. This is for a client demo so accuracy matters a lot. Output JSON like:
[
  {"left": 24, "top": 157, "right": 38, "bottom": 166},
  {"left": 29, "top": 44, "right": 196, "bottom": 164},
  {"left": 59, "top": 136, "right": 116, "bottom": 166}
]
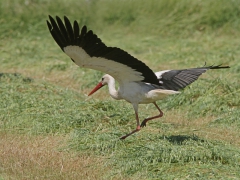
[{"left": 88, "top": 82, "right": 104, "bottom": 96}]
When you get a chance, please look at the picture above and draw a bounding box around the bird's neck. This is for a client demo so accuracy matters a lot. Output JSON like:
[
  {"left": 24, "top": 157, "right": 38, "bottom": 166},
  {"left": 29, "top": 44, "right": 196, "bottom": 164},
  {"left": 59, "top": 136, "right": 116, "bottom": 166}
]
[{"left": 107, "top": 77, "right": 121, "bottom": 100}]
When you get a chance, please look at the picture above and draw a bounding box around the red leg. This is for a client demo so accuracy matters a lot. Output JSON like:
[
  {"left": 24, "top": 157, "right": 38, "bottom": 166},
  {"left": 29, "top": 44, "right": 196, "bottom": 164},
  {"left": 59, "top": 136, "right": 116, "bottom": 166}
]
[
  {"left": 140, "top": 102, "right": 163, "bottom": 127},
  {"left": 120, "top": 127, "right": 140, "bottom": 139},
  {"left": 120, "top": 104, "right": 141, "bottom": 140}
]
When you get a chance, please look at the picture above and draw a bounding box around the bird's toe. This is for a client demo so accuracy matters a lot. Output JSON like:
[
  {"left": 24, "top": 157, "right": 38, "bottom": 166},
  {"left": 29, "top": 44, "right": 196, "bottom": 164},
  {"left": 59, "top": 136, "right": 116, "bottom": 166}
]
[{"left": 140, "top": 122, "right": 147, "bottom": 127}]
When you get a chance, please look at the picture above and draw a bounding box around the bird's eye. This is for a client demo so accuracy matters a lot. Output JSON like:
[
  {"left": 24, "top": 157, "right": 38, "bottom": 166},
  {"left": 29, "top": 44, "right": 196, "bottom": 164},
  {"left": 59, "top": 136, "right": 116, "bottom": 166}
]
[{"left": 102, "top": 78, "right": 104, "bottom": 81}]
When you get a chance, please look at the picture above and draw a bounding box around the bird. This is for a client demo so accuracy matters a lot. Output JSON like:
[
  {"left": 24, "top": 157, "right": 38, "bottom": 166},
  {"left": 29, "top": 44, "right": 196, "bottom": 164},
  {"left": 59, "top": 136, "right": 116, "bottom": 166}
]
[{"left": 47, "top": 15, "right": 229, "bottom": 139}]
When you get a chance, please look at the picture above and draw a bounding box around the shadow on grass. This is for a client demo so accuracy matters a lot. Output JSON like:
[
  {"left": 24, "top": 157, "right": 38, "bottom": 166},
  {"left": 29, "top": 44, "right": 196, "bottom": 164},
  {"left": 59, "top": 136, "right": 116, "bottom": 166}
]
[
  {"left": 0, "top": 73, "right": 33, "bottom": 83},
  {"left": 161, "top": 134, "right": 204, "bottom": 145}
]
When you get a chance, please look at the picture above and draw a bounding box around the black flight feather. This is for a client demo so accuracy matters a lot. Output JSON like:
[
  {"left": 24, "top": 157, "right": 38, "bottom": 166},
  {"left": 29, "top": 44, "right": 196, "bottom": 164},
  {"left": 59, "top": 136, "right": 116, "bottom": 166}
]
[{"left": 158, "top": 65, "right": 230, "bottom": 91}]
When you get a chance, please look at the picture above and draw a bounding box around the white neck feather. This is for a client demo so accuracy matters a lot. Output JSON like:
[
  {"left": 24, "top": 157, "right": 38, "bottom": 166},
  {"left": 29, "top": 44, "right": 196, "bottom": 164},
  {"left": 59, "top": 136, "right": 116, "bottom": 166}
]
[{"left": 107, "top": 76, "right": 121, "bottom": 100}]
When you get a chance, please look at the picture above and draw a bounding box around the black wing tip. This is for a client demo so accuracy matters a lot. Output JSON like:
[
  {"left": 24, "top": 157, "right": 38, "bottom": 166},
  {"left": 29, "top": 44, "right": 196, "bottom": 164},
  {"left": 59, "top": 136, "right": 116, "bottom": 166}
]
[
  {"left": 46, "top": 20, "right": 51, "bottom": 27},
  {"left": 158, "top": 63, "right": 230, "bottom": 91},
  {"left": 47, "top": 15, "right": 71, "bottom": 27},
  {"left": 49, "top": 16, "right": 88, "bottom": 35},
  {"left": 48, "top": 15, "right": 55, "bottom": 22},
  {"left": 55, "top": 16, "right": 63, "bottom": 23},
  {"left": 202, "top": 62, "right": 230, "bottom": 69},
  {"left": 209, "top": 64, "right": 230, "bottom": 69},
  {"left": 81, "top": 25, "right": 88, "bottom": 34},
  {"left": 64, "top": 16, "right": 71, "bottom": 23}
]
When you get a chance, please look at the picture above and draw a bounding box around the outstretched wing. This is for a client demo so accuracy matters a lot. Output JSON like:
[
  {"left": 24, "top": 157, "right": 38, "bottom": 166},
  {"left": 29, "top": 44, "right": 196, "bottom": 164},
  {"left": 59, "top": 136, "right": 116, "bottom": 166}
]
[
  {"left": 47, "top": 16, "right": 160, "bottom": 85},
  {"left": 155, "top": 65, "right": 230, "bottom": 91}
]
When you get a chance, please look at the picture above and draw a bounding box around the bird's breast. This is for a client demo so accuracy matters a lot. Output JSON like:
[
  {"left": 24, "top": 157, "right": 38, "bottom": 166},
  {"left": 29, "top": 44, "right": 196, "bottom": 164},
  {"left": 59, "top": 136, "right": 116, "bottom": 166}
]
[{"left": 119, "top": 82, "right": 155, "bottom": 104}]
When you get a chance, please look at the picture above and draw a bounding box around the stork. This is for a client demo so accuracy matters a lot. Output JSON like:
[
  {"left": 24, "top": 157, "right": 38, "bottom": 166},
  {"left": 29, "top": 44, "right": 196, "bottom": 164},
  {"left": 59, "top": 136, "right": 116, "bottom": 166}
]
[{"left": 47, "top": 16, "right": 229, "bottom": 139}]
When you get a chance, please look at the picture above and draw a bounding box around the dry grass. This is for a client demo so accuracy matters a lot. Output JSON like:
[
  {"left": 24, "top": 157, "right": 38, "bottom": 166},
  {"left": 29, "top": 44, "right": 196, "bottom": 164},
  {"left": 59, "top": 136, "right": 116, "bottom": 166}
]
[{"left": 0, "top": 132, "right": 106, "bottom": 180}]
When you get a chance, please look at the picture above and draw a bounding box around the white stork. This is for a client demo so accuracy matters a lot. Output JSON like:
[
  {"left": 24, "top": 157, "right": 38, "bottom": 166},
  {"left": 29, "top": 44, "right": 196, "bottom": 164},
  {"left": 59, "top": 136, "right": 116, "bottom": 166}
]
[{"left": 47, "top": 16, "right": 229, "bottom": 139}]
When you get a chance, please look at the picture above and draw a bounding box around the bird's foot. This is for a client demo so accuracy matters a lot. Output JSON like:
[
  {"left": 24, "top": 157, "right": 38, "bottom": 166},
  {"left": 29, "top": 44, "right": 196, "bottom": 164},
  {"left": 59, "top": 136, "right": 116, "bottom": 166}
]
[{"left": 140, "top": 120, "right": 147, "bottom": 127}]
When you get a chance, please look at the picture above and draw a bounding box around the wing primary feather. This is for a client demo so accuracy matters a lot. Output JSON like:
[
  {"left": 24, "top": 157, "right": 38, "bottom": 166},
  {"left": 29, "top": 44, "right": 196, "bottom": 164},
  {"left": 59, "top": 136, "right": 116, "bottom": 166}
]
[
  {"left": 64, "top": 16, "right": 75, "bottom": 44},
  {"left": 47, "top": 20, "right": 65, "bottom": 50},
  {"left": 73, "top": 21, "right": 80, "bottom": 45},
  {"left": 209, "top": 64, "right": 230, "bottom": 69},
  {"left": 158, "top": 65, "right": 229, "bottom": 91},
  {"left": 48, "top": 16, "right": 67, "bottom": 45},
  {"left": 56, "top": 16, "right": 69, "bottom": 43},
  {"left": 80, "top": 25, "right": 87, "bottom": 37},
  {"left": 173, "top": 77, "right": 189, "bottom": 86},
  {"left": 83, "top": 30, "right": 94, "bottom": 49}
]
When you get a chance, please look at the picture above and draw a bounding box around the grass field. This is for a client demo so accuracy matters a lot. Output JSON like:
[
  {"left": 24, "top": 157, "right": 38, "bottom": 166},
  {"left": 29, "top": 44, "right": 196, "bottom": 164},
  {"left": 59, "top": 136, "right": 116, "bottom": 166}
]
[{"left": 1, "top": 0, "right": 240, "bottom": 179}]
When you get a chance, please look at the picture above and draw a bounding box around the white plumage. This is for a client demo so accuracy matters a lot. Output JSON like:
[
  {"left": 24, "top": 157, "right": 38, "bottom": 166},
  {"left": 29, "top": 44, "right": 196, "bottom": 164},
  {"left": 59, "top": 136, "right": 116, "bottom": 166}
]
[{"left": 64, "top": 46, "right": 144, "bottom": 84}]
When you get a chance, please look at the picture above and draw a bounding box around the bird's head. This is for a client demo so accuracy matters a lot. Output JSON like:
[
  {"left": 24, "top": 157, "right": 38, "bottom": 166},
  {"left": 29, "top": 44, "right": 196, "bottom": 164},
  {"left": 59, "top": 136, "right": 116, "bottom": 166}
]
[{"left": 88, "top": 74, "right": 110, "bottom": 96}]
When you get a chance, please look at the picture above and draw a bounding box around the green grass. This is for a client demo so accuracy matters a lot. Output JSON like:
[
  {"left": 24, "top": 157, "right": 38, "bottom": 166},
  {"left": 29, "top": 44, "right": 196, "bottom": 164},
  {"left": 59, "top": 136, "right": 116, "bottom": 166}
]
[{"left": 1, "top": 0, "right": 240, "bottom": 179}]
